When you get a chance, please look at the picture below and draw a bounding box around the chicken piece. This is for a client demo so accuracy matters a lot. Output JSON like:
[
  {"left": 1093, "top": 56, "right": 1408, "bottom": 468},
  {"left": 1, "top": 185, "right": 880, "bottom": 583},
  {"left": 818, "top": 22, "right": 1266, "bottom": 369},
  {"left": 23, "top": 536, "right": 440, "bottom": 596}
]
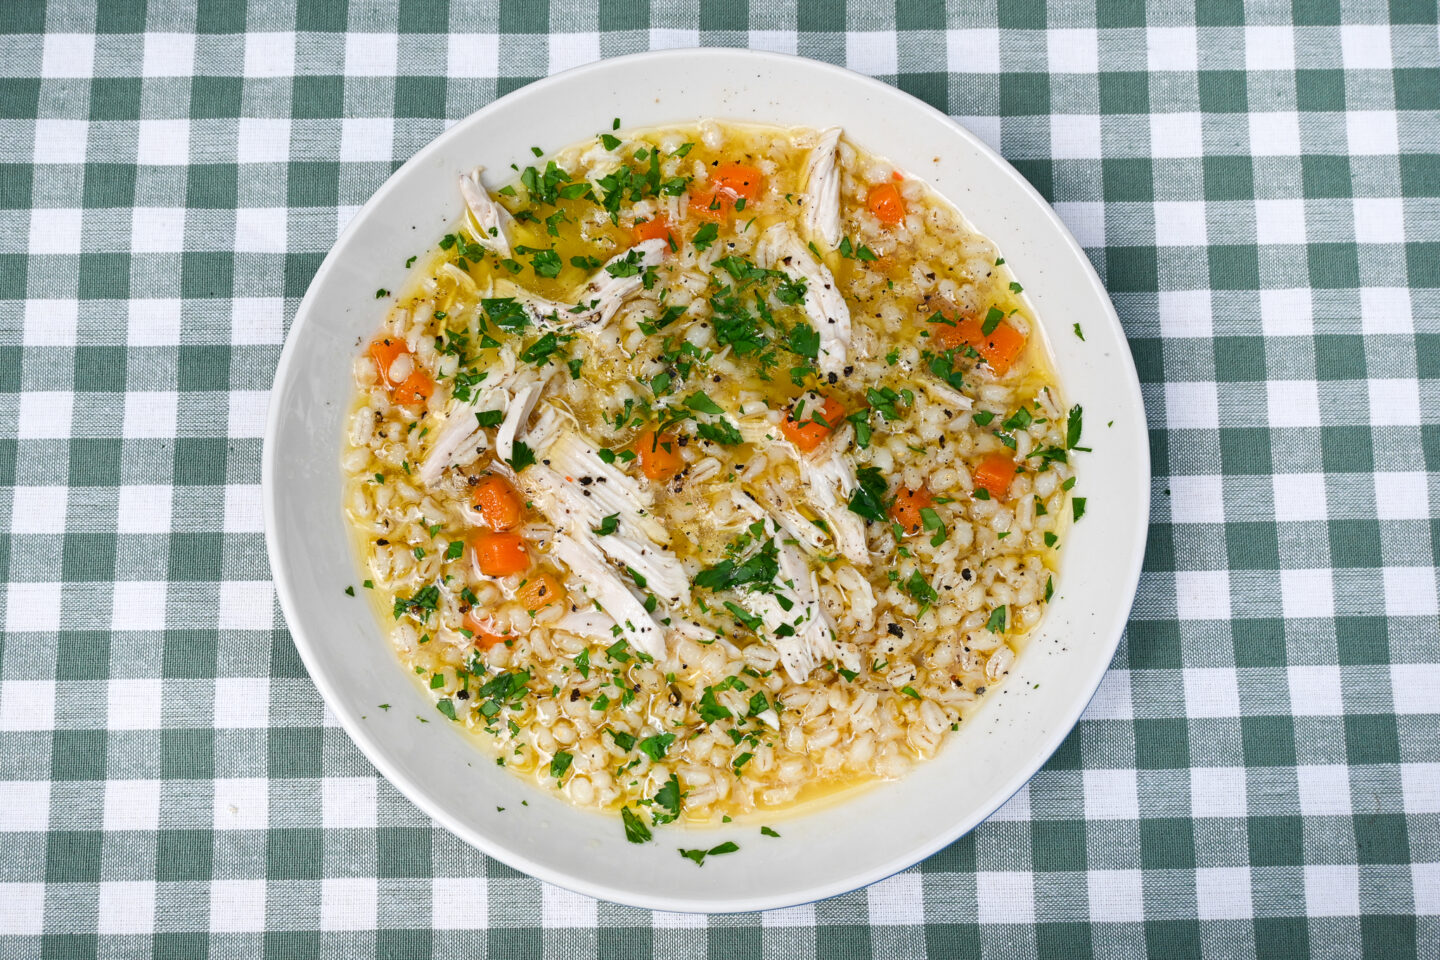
[
  {"left": 799, "top": 127, "right": 842, "bottom": 249},
  {"left": 459, "top": 167, "right": 516, "bottom": 258},
  {"left": 550, "top": 531, "right": 666, "bottom": 658},
  {"left": 755, "top": 222, "right": 851, "bottom": 376},
  {"left": 798, "top": 426, "right": 868, "bottom": 565},
  {"left": 506, "top": 239, "right": 667, "bottom": 329},
  {"left": 417, "top": 354, "right": 553, "bottom": 486}
]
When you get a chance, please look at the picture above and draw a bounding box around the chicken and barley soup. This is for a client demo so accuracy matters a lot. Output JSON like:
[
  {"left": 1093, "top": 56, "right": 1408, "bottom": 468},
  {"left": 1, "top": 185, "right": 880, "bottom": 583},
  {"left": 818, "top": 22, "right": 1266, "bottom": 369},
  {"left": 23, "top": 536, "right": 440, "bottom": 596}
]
[{"left": 343, "top": 120, "right": 1082, "bottom": 842}]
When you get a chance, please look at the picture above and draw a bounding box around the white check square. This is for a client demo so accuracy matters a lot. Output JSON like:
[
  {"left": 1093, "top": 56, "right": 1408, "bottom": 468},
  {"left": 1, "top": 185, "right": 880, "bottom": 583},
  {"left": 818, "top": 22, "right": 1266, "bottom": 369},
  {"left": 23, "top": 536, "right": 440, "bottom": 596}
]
[
  {"left": 1154, "top": 201, "right": 1208, "bottom": 246},
  {"left": 946, "top": 29, "right": 999, "bottom": 74},
  {"left": 432, "top": 878, "right": 488, "bottom": 929},
  {"left": 137, "top": 120, "right": 190, "bottom": 166},
  {"left": 1340, "top": 25, "right": 1392, "bottom": 70},
  {"left": 1088, "top": 870, "right": 1144, "bottom": 922},
  {"left": 0, "top": 679, "right": 55, "bottom": 731},
  {"left": 0, "top": 883, "right": 46, "bottom": 936},
  {"left": 103, "top": 779, "right": 161, "bottom": 831},
  {"left": 1168, "top": 474, "right": 1225, "bottom": 524},
  {"left": 1280, "top": 571, "right": 1336, "bottom": 622},
  {"left": 322, "top": 777, "right": 377, "bottom": 829},
  {"left": 117, "top": 485, "right": 173, "bottom": 534},
  {"left": 321, "top": 877, "right": 378, "bottom": 931},
  {"left": 542, "top": 883, "right": 598, "bottom": 927},
  {"left": 1359, "top": 287, "right": 1412, "bottom": 334},
  {"left": 1158, "top": 290, "right": 1213, "bottom": 339},
  {"left": 236, "top": 118, "right": 291, "bottom": 164},
  {"left": 1259, "top": 288, "right": 1313, "bottom": 336},
  {"left": 5, "top": 582, "right": 63, "bottom": 633},
  {"left": 1392, "top": 665, "right": 1440, "bottom": 716},
  {"left": 210, "top": 880, "right": 267, "bottom": 932},
  {"left": 1353, "top": 198, "right": 1405, "bottom": 245},
  {"left": 1183, "top": 668, "right": 1240, "bottom": 718},
  {"left": 244, "top": 32, "right": 295, "bottom": 78},
  {"left": 214, "top": 678, "right": 270, "bottom": 729},
  {"left": 0, "top": 781, "right": 50, "bottom": 831},
  {"left": 1272, "top": 473, "right": 1328, "bottom": 523},
  {"left": 1383, "top": 567, "right": 1438, "bottom": 617},
  {"left": 223, "top": 484, "right": 264, "bottom": 534},
  {"left": 108, "top": 678, "right": 163, "bottom": 730},
  {"left": 447, "top": 34, "right": 500, "bottom": 78},
  {"left": 213, "top": 778, "right": 269, "bottom": 830},
  {"left": 1084, "top": 768, "right": 1139, "bottom": 820},
  {"left": 42, "top": 33, "right": 95, "bottom": 78},
  {"left": 228, "top": 391, "right": 269, "bottom": 439},
  {"left": 97, "top": 882, "right": 156, "bottom": 935},
  {"left": 131, "top": 206, "right": 187, "bottom": 254},
  {"left": 23, "top": 298, "right": 78, "bottom": 347},
  {"left": 1175, "top": 569, "right": 1231, "bottom": 621},
  {"left": 33, "top": 119, "right": 88, "bottom": 164},
  {"left": 1191, "top": 767, "right": 1248, "bottom": 818},
  {"left": 846, "top": 31, "right": 899, "bottom": 76},
  {"left": 1245, "top": 26, "right": 1295, "bottom": 71},
  {"left": 10, "top": 485, "right": 68, "bottom": 535},
  {"left": 1368, "top": 379, "right": 1421, "bottom": 426},
  {"left": 1147, "top": 27, "right": 1197, "bottom": 71},
  {"left": 975, "top": 872, "right": 1035, "bottom": 924},
  {"left": 1248, "top": 112, "right": 1301, "bottom": 157},
  {"left": 1150, "top": 112, "right": 1204, "bottom": 158},
  {"left": 1347, "top": 111, "right": 1399, "bottom": 156},
  {"left": 1195, "top": 867, "right": 1252, "bottom": 920},
  {"left": 231, "top": 297, "right": 285, "bottom": 345},
  {"left": 1050, "top": 115, "right": 1102, "bottom": 159},
  {"left": 1164, "top": 380, "right": 1218, "bottom": 429},
  {"left": 111, "top": 581, "right": 168, "bottom": 631},
  {"left": 218, "top": 581, "right": 275, "bottom": 630},
  {"left": 1048, "top": 29, "right": 1098, "bottom": 73},
  {"left": 142, "top": 32, "right": 195, "bottom": 77},
  {"left": 1296, "top": 764, "right": 1352, "bottom": 816},
  {"left": 345, "top": 33, "right": 397, "bottom": 77},
  {"left": 1255, "top": 199, "right": 1307, "bottom": 245},
  {"left": 1373, "top": 471, "right": 1431, "bottom": 520},
  {"left": 1053, "top": 201, "right": 1105, "bottom": 248},
  {"left": 1267, "top": 379, "right": 1320, "bottom": 428},
  {"left": 28, "top": 207, "right": 82, "bottom": 255},
  {"left": 128, "top": 298, "right": 183, "bottom": 345},
  {"left": 1305, "top": 865, "right": 1359, "bottom": 917},
  {"left": 340, "top": 118, "right": 394, "bottom": 164},
  {"left": 1287, "top": 664, "right": 1344, "bottom": 716},
  {"left": 123, "top": 392, "right": 178, "bottom": 440},
  {"left": 547, "top": 33, "right": 601, "bottom": 75},
  {"left": 234, "top": 207, "right": 287, "bottom": 254}
]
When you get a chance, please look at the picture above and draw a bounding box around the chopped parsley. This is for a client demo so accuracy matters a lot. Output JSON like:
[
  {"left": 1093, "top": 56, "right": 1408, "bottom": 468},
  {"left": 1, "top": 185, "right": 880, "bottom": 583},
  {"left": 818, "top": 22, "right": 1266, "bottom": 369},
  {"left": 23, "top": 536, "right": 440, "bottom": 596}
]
[
  {"left": 593, "top": 513, "right": 620, "bottom": 536},
  {"left": 621, "top": 806, "right": 652, "bottom": 843},
  {"left": 847, "top": 465, "right": 889, "bottom": 523},
  {"left": 678, "top": 841, "right": 739, "bottom": 866}
]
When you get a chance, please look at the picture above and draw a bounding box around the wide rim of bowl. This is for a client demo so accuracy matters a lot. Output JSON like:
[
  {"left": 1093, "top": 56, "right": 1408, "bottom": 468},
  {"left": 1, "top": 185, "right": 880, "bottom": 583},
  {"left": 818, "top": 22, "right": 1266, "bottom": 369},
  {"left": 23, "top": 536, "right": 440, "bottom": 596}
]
[{"left": 263, "top": 46, "right": 1149, "bottom": 914}]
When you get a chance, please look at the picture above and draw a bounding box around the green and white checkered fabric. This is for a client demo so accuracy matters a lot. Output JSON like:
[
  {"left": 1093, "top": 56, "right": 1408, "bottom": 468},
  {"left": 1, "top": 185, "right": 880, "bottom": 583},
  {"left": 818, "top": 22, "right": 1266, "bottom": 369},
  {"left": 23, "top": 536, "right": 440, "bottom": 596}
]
[{"left": 1, "top": 0, "right": 1437, "bottom": 956}]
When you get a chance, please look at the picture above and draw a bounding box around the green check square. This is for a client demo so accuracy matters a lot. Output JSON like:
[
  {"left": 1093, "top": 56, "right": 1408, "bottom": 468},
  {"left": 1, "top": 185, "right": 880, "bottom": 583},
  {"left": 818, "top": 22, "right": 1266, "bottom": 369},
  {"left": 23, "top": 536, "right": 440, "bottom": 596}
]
[
  {"left": 267, "top": 829, "right": 324, "bottom": 880},
  {"left": 169, "top": 532, "right": 225, "bottom": 581},
  {"left": 1362, "top": 917, "right": 1418, "bottom": 960},
  {"left": 500, "top": 0, "right": 549, "bottom": 32},
  {"left": 1354, "top": 814, "right": 1410, "bottom": 864},
  {"left": 1106, "top": 247, "right": 1158, "bottom": 292},
  {"left": 1010, "top": 159, "right": 1054, "bottom": 201},
  {"left": 58, "top": 632, "right": 110, "bottom": 680},
  {"left": 1389, "top": 0, "right": 1438, "bottom": 24},
  {"left": 1099, "top": 72, "right": 1149, "bottom": 114},
  {"left": 288, "top": 161, "right": 340, "bottom": 207},
  {"left": 46, "top": 831, "right": 103, "bottom": 882},
  {"left": 1232, "top": 618, "right": 1285, "bottom": 668},
  {"left": 75, "top": 345, "right": 127, "bottom": 391},
  {"left": 1308, "top": 244, "right": 1360, "bottom": 290},
  {"left": 192, "top": 76, "right": 244, "bottom": 119},
  {"left": 269, "top": 726, "right": 322, "bottom": 777},
  {"left": 171, "top": 437, "right": 228, "bottom": 483},
  {"left": 1198, "top": 71, "right": 1247, "bottom": 113},
  {"left": 396, "top": 76, "right": 447, "bottom": 119},
  {"left": 1302, "top": 155, "right": 1352, "bottom": 198},
  {"left": 62, "top": 531, "right": 118, "bottom": 581},
  {"left": 1143, "top": 520, "right": 1175, "bottom": 572},
  {"left": 89, "top": 78, "right": 142, "bottom": 122},
  {"left": 1129, "top": 620, "right": 1183, "bottom": 669},
  {"left": 181, "top": 251, "right": 234, "bottom": 299},
  {"left": 0, "top": 80, "right": 40, "bottom": 119},
  {"left": 1213, "top": 336, "right": 1266, "bottom": 381},
  {"left": 187, "top": 163, "right": 239, "bottom": 208},
  {"left": 1321, "top": 426, "right": 1374, "bottom": 474},
  {"left": 285, "top": 252, "right": 326, "bottom": 298},
  {"left": 1207, "top": 245, "right": 1260, "bottom": 290},
  {"left": 1032, "top": 820, "right": 1087, "bottom": 871},
  {"left": 1296, "top": 70, "right": 1346, "bottom": 112},
  {"left": 161, "top": 728, "right": 214, "bottom": 779},
  {"left": 1255, "top": 919, "right": 1310, "bottom": 957},
  {"left": 1103, "top": 158, "right": 1153, "bottom": 202},
  {"left": 155, "top": 934, "right": 210, "bottom": 960},
  {"left": 1135, "top": 717, "right": 1190, "bottom": 768},
  {"left": 0, "top": 255, "right": 26, "bottom": 298},
  {"left": 1241, "top": 715, "right": 1295, "bottom": 766},
  {"left": 292, "top": 75, "right": 343, "bottom": 119},
  {"left": 1000, "top": 73, "right": 1050, "bottom": 116},
  {"left": 1249, "top": 815, "right": 1305, "bottom": 865},
  {"left": 157, "top": 829, "right": 214, "bottom": 881},
  {"left": 378, "top": 931, "right": 434, "bottom": 960},
  {"left": 1329, "top": 519, "right": 1382, "bottom": 568},
  {"left": 0, "top": 163, "right": 31, "bottom": 209},
  {"left": 296, "top": 0, "right": 347, "bottom": 31},
  {"left": 79, "top": 253, "right": 131, "bottom": 300},
  {"left": 82, "top": 163, "right": 137, "bottom": 208},
  {"left": 178, "top": 344, "right": 231, "bottom": 391},
  {"left": 378, "top": 827, "right": 433, "bottom": 877},
  {"left": 1344, "top": 714, "right": 1400, "bottom": 765},
  {"left": 1196, "top": 0, "right": 1245, "bottom": 25},
  {"left": 399, "top": 0, "right": 449, "bottom": 31},
  {"left": 1140, "top": 817, "right": 1196, "bottom": 869},
  {"left": 1226, "top": 521, "right": 1280, "bottom": 570},
  {"left": 96, "top": 0, "right": 145, "bottom": 32},
  {"left": 698, "top": 0, "right": 747, "bottom": 30},
  {"left": 1315, "top": 334, "right": 1365, "bottom": 380},
  {"left": 1399, "top": 155, "right": 1440, "bottom": 197},
  {"left": 0, "top": 3, "right": 44, "bottom": 31},
  {"left": 163, "top": 630, "right": 218, "bottom": 678},
  {"left": 1336, "top": 617, "right": 1389, "bottom": 666},
  {"left": 1220, "top": 428, "right": 1272, "bottom": 475},
  {"left": 1202, "top": 157, "right": 1253, "bottom": 202},
  {"left": 898, "top": 73, "right": 949, "bottom": 113},
  {"left": 70, "top": 438, "right": 123, "bottom": 487},
  {"left": 1294, "top": 0, "right": 1342, "bottom": 24},
  {"left": 52, "top": 729, "right": 108, "bottom": 780},
  {"left": 1097, "top": 0, "right": 1146, "bottom": 27},
  {"left": 196, "top": 0, "right": 245, "bottom": 32},
  {"left": 1144, "top": 921, "right": 1202, "bottom": 960},
  {"left": 265, "top": 932, "right": 320, "bottom": 958},
  {"left": 1406, "top": 242, "right": 1440, "bottom": 287},
  {"left": 1394, "top": 69, "right": 1440, "bottom": 110},
  {"left": 998, "top": 0, "right": 1046, "bottom": 28}
]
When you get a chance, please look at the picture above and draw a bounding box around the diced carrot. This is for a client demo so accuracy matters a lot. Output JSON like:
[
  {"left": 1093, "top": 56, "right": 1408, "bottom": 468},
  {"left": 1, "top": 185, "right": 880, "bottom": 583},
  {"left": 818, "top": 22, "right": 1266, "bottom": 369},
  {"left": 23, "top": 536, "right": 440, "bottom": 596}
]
[
  {"left": 973, "top": 321, "right": 1026, "bottom": 377},
  {"left": 391, "top": 369, "right": 434, "bottom": 405},
  {"left": 688, "top": 186, "right": 728, "bottom": 222},
  {"left": 470, "top": 474, "right": 523, "bottom": 531},
  {"left": 462, "top": 608, "right": 512, "bottom": 648},
  {"left": 516, "top": 572, "right": 565, "bottom": 612},
  {"left": 369, "top": 337, "right": 408, "bottom": 383},
  {"left": 892, "top": 170, "right": 904, "bottom": 181},
  {"left": 974, "top": 454, "right": 1017, "bottom": 501},
  {"left": 635, "top": 430, "right": 684, "bottom": 482},
  {"left": 632, "top": 215, "right": 675, "bottom": 247},
  {"left": 370, "top": 337, "right": 433, "bottom": 405},
  {"left": 889, "top": 485, "right": 934, "bottom": 535},
  {"left": 867, "top": 182, "right": 906, "bottom": 226},
  {"left": 713, "top": 163, "right": 764, "bottom": 200},
  {"left": 470, "top": 531, "right": 530, "bottom": 577},
  {"left": 779, "top": 396, "right": 845, "bottom": 453},
  {"left": 925, "top": 300, "right": 1027, "bottom": 377}
]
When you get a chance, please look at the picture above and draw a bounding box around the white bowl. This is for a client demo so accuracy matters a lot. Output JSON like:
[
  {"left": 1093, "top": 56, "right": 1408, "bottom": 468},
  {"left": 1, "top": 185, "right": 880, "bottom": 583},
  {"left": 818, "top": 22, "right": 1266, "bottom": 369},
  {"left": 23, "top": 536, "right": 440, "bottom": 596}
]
[{"left": 264, "top": 48, "right": 1148, "bottom": 914}]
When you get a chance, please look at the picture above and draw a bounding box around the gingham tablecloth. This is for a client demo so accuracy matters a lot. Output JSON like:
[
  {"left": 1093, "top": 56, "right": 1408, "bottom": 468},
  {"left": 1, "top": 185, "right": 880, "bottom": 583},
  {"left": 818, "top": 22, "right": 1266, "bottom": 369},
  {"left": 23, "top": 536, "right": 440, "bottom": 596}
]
[{"left": 2, "top": 0, "right": 1437, "bottom": 956}]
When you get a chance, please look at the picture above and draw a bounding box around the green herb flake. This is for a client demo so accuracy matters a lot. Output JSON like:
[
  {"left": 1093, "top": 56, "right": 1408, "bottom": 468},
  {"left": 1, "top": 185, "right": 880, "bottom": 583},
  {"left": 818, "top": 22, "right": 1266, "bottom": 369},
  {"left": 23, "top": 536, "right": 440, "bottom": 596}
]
[
  {"left": 621, "top": 806, "right": 653, "bottom": 843},
  {"left": 1073, "top": 497, "right": 1087, "bottom": 521},
  {"left": 760, "top": 826, "right": 780, "bottom": 838},
  {"left": 549, "top": 751, "right": 573, "bottom": 778},
  {"left": 985, "top": 605, "right": 1007, "bottom": 634}
]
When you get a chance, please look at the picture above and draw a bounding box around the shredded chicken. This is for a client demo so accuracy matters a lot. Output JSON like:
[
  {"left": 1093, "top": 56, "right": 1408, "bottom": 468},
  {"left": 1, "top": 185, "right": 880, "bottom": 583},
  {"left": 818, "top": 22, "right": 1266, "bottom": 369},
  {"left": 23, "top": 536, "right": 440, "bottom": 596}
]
[
  {"left": 799, "top": 127, "right": 842, "bottom": 248},
  {"left": 508, "top": 239, "right": 667, "bottom": 329},
  {"left": 458, "top": 167, "right": 515, "bottom": 258},
  {"left": 755, "top": 222, "right": 851, "bottom": 376},
  {"left": 418, "top": 354, "right": 552, "bottom": 486},
  {"left": 550, "top": 531, "right": 666, "bottom": 658},
  {"left": 799, "top": 426, "right": 868, "bottom": 565}
]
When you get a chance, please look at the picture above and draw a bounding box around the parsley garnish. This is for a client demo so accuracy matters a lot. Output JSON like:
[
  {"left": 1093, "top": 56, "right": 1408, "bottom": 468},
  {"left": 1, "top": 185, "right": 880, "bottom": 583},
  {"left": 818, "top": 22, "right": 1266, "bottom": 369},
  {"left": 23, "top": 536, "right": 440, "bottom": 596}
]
[
  {"left": 678, "top": 841, "right": 739, "bottom": 866},
  {"left": 593, "top": 513, "right": 620, "bottom": 536},
  {"left": 847, "top": 466, "right": 889, "bottom": 523},
  {"left": 505, "top": 441, "right": 536, "bottom": 472},
  {"left": 622, "top": 806, "right": 652, "bottom": 843}
]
